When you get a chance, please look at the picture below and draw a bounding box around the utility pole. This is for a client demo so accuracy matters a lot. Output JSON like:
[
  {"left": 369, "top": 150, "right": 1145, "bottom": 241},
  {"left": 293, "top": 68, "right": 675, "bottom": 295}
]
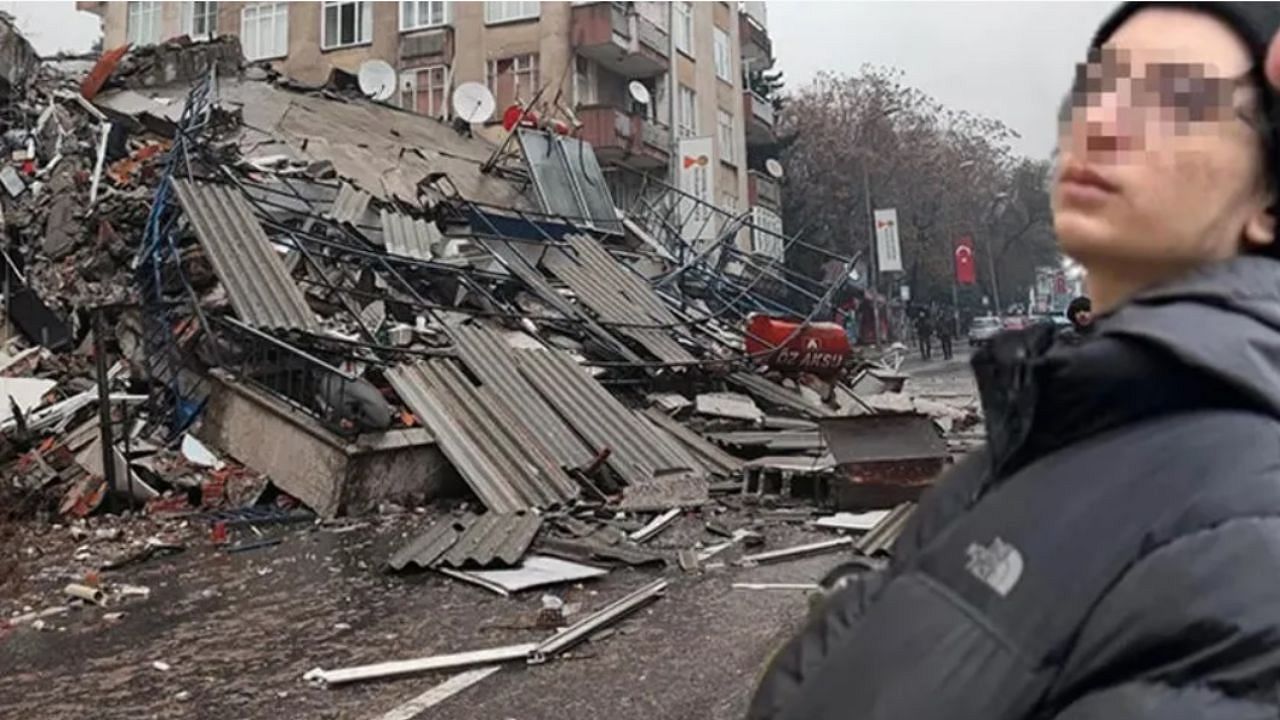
[
  {"left": 863, "top": 162, "right": 880, "bottom": 345},
  {"left": 985, "top": 232, "right": 1003, "bottom": 315},
  {"left": 948, "top": 223, "right": 960, "bottom": 335}
]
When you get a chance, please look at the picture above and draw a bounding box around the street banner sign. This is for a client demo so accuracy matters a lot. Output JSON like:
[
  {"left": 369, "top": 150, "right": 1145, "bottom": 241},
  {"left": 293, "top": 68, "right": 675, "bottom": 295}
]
[
  {"left": 677, "top": 136, "right": 716, "bottom": 249},
  {"left": 954, "top": 235, "right": 976, "bottom": 285},
  {"left": 875, "top": 210, "right": 906, "bottom": 274},
  {"left": 874, "top": 208, "right": 903, "bottom": 272}
]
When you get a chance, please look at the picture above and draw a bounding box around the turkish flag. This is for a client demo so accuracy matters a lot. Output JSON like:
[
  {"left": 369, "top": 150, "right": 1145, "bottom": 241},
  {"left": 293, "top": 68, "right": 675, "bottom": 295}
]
[{"left": 955, "top": 236, "right": 977, "bottom": 285}]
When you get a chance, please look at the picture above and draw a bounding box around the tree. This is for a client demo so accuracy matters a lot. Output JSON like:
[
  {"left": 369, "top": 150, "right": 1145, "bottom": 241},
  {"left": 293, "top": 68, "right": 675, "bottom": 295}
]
[{"left": 776, "top": 67, "right": 1058, "bottom": 317}]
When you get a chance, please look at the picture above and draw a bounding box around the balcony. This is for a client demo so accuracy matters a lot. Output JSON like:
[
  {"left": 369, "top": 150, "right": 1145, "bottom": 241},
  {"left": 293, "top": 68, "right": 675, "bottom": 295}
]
[
  {"left": 571, "top": 3, "right": 669, "bottom": 78},
  {"left": 744, "top": 90, "right": 776, "bottom": 145},
  {"left": 748, "top": 170, "right": 781, "bottom": 211},
  {"left": 399, "top": 26, "right": 455, "bottom": 64},
  {"left": 576, "top": 105, "right": 669, "bottom": 170},
  {"left": 738, "top": 11, "right": 773, "bottom": 69}
]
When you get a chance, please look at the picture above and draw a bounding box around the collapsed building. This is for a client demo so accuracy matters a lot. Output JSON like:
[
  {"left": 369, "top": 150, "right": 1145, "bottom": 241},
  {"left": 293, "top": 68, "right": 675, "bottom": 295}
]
[{"left": 0, "top": 33, "right": 981, "bottom": 654}]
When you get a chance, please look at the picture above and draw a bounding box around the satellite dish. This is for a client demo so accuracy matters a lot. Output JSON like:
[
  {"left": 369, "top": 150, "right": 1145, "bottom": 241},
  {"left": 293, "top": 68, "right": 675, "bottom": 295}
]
[
  {"left": 357, "top": 60, "right": 397, "bottom": 102},
  {"left": 765, "top": 158, "right": 784, "bottom": 179},
  {"left": 627, "top": 80, "right": 651, "bottom": 106},
  {"left": 452, "top": 82, "right": 496, "bottom": 124}
]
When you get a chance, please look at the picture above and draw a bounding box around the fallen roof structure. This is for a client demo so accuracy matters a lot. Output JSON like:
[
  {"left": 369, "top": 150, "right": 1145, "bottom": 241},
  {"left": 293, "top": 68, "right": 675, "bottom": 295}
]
[{"left": 386, "top": 360, "right": 580, "bottom": 514}]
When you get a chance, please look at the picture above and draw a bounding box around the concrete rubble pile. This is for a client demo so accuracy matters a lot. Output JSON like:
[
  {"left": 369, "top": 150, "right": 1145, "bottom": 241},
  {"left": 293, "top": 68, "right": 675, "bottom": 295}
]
[{"left": 0, "top": 26, "right": 983, "bottom": 698}]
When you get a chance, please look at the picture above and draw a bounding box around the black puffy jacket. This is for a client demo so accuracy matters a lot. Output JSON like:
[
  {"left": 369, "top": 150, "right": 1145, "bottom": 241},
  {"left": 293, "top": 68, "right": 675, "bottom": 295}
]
[{"left": 749, "top": 256, "right": 1280, "bottom": 720}]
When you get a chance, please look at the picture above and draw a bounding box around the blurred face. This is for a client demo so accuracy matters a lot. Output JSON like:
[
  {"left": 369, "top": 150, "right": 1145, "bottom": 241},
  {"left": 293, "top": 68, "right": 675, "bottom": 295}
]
[{"left": 1054, "top": 8, "right": 1275, "bottom": 276}]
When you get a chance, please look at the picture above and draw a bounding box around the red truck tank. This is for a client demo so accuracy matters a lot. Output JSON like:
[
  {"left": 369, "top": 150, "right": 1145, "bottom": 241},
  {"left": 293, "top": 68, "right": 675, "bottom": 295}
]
[{"left": 744, "top": 313, "right": 852, "bottom": 377}]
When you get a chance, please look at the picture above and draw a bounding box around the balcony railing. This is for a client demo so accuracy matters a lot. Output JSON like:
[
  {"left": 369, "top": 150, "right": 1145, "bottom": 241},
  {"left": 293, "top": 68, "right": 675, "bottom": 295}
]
[
  {"left": 571, "top": 2, "right": 669, "bottom": 78},
  {"left": 747, "top": 90, "right": 775, "bottom": 126},
  {"left": 748, "top": 170, "right": 781, "bottom": 210},
  {"left": 576, "top": 105, "right": 669, "bottom": 169}
]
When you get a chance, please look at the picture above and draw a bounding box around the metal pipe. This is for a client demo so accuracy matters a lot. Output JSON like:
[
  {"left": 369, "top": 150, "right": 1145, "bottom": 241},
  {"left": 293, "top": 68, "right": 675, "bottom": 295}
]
[
  {"left": 739, "top": 536, "right": 854, "bottom": 565},
  {"left": 92, "top": 309, "right": 117, "bottom": 498},
  {"left": 303, "top": 642, "right": 538, "bottom": 686},
  {"left": 528, "top": 579, "right": 668, "bottom": 664}
]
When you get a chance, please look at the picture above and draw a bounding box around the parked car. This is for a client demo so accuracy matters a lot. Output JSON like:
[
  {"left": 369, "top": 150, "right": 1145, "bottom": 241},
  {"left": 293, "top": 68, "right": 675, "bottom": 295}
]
[
  {"left": 1002, "top": 316, "right": 1032, "bottom": 331},
  {"left": 967, "top": 316, "right": 1002, "bottom": 346}
]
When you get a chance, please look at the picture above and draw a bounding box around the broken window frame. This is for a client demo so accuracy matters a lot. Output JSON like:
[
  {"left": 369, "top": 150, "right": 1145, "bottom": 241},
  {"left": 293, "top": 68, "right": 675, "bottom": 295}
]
[
  {"left": 126, "top": 1, "right": 161, "bottom": 46},
  {"left": 484, "top": 1, "right": 540, "bottom": 24},
  {"left": 677, "top": 84, "right": 698, "bottom": 138},
  {"left": 321, "top": 0, "right": 373, "bottom": 50},
  {"left": 182, "top": 1, "right": 219, "bottom": 40},
  {"left": 241, "top": 2, "right": 289, "bottom": 61},
  {"left": 400, "top": 0, "right": 449, "bottom": 31},
  {"left": 673, "top": 1, "right": 693, "bottom": 57},
  {"left": 400, "top": 64, "right": 451, "bottom": 119},
  {"left": 750, "top": 205, "right": 785, "bottom": 260},
  {"left": 573, "top": 55, "right": 598, "bottom": 108},
  {"left": 717, "top": 108, "right": 735, "bottom": 165},
  {"left": 713, "top": 26, "right": 733, "bottom": 83},
  {"left": 487, "top": 54, "right": 539, "bottom": 119}
]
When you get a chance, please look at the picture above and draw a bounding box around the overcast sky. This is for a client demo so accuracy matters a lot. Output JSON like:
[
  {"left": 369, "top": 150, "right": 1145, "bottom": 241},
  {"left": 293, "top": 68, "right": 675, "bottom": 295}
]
[
  {"left": 767, "top": 1, "right": 1116, "bottom": 159},
  {"left": 6, "top": 1, "right": 1114, "bottom": 158}
]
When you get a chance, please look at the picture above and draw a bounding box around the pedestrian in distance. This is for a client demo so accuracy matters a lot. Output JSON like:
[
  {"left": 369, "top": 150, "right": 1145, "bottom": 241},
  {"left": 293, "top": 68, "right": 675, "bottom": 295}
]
[
  {"left": 935, "top": 307, "right": 954, "bottom": 360},
  {"left": 749, "top": 4, "right": 1280, "bottom": 719},
  {"left": 913, "top": 308, "right": 933, "bottom": 361},
  {"left": 1059, "top": 295, "right": 1094, "bottom": 345}
]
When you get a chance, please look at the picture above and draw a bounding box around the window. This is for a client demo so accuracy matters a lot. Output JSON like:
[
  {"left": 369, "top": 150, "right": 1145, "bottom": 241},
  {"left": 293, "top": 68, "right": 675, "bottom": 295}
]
[
  {"left": 401, "top": 1, "right": 448, "bottom": 30},
  {"left": 181, "top": 2, "right": 219, "bottom": 40},
  {"left": 573, "top": 56, "right": 598, "bottom": 107},
  {"left": 241, "top": 3, "right": 289, "bottom": 61},
  {"left": 485, "top": 1, "right": 539, "bottom": 24},
  {"left": 652, "top": 75, "right": 669, "bottom": 126},
  {"left": 487, "top": 54, "right": 540, "bottom": 118},
  {"left": 717, "top": 108, "right": 735, "bottom": 164},
  {"left": 751, "top": 206, "right": 784, "bottom": 260},
  {"left": 677, "top": 84, "right": 697, "bottom": 138},
  {"left": 126, "top": 1, "right": 161, "bottom": 45},
  {"left": 322, "top": 1, "right": 372, "bottom": 49},
  {"left": 401, "top": 65, "right": 450, "bottom": 119},
  {"left": 673, "top": 1, "right": 693, "bottom": 56},
  {"left": 713, "top": 27, "right": 732, "bottom": 83}
]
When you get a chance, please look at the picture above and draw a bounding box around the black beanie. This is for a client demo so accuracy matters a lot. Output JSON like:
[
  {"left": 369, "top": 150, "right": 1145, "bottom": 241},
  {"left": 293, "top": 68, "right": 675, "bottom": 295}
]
[{"left": 1092, "top": 3, "right": 1280, "bottom": 255}]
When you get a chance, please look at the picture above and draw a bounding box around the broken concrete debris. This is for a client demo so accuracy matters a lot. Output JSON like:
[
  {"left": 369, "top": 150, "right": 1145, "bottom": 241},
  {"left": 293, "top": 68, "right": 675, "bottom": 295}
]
[{"left": 0, "top": 26, "right": 984, "bottom": 707}]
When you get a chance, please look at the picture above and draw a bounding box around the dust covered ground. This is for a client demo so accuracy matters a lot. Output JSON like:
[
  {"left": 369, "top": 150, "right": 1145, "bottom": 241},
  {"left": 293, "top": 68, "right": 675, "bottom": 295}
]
[{"left": 0, "top": 508, "right": 844, "bottom": 720}]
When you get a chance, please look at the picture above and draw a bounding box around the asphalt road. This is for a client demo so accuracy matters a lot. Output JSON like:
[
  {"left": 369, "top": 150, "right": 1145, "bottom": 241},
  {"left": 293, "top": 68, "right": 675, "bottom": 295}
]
[{"left": 0, "top": 509, "right": 846, "bottom": 720}]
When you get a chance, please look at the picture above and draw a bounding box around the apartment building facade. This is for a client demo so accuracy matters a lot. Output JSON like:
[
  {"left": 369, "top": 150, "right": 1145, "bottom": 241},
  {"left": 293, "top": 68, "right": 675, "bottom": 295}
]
[{"left": 78, "top": 1, "right": 782, "bottom": 258}]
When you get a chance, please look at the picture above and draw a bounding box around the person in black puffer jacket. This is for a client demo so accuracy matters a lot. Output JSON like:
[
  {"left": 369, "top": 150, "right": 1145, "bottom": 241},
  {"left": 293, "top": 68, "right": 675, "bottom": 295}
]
[{"left": 748, "top": 4, "right": 1280, "bottom": 720}]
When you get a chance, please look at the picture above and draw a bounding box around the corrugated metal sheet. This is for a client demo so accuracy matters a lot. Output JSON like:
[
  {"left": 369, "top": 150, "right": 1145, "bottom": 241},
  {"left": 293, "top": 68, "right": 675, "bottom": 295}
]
[
  {"left": 380, "top": 209, "right": 438, "bottom": 260},
  {"left": 727, "top": 372, "right": 835, "bottom": 418},
  {"left": 478, "top": 238, "right": 647, "bottom": 365},
  {"left": 855, "top": 502, "right": 916, "bottom": 556},
  {"left": 513, "top": 347, "right": 696, "bottom": 486},
  {"left": 451, "top": 325, "right": 594, "bottom": 469},
  {"left": 543, "top": 234, "right": 695, "bottom": 364},
  {"left": 325, "top": 182, "right": 373, "bottom": 225},
  {"left": 386, "top": 359, "right": 579, "bottom": 513},
  {"left": 171, "top": 180, "right": 318, "bottom": 331},
  {"left": 641, "top": 408, "right": 744, "bottom": 477},
  {"left": 388, "top": 512, "right": 543, "bottom": 571},
  {"left": 563, "top": 234, "right": 683, "bottom": 328}
]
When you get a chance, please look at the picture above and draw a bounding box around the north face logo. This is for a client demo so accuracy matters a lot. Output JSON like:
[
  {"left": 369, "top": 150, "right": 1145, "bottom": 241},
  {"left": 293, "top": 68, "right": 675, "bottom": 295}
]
[{"left": 966, "top": 537, "right": 1023, "bottom": 597}]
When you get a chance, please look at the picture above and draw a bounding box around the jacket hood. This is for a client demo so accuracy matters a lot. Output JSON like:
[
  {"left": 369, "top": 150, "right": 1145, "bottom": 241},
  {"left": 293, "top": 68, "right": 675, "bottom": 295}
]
[{"left": 1101, "top": 256, "right": 1280, "bottom": 417}]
